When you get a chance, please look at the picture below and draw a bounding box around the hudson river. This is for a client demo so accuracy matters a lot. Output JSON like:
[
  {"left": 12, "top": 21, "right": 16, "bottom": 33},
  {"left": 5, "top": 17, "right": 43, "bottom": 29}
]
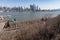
[{"left": 0, "top": 11, "right": 60, "bottom": 23}]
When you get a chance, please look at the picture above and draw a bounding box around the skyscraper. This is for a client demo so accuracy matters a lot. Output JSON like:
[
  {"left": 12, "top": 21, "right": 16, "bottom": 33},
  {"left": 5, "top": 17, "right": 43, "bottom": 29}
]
[{"left": 30, "top": 4, "right": 37, "bottom": 11}]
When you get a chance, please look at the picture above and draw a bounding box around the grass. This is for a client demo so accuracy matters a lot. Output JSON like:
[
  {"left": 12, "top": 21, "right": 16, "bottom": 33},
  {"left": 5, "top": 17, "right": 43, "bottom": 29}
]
[{"left": 0, "top": 15, "right": 60, "bottom": 40}]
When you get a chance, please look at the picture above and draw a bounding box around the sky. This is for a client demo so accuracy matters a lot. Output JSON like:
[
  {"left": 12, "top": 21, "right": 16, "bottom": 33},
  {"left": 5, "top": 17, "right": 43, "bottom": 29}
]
[
  {"left": 0, "top": 0, "right": 60, "bottom": 9},
  {"left": 20, "top": 0, "right": 60, "bottom": 9},
  {"left": 0, "top": 0, "right": 20, "bottom": 7}
]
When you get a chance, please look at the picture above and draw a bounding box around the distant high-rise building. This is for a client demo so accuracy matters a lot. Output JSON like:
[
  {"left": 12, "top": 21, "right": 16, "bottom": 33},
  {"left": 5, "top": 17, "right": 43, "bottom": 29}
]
[
  {"left": 30, "top": 4, "right": 37, "bottom": 11},
  {"left": 19, "top": 7, "right": 23, "bottom": 12}
]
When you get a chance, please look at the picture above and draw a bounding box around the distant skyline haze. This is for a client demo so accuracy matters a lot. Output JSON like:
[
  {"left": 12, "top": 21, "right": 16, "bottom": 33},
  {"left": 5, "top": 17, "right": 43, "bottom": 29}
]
[
  {"left": 0, "top": 0, "right": 60, "bottom": 9},
  {"left": 20, "top": 0, "right": 60, "bottom": 9}
]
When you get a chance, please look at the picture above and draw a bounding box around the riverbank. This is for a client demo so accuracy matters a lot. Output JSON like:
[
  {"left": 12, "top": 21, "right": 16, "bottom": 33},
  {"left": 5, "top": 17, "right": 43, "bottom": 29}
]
[{"left": 0, "top": 15, "right": 60, "bottom": 40}]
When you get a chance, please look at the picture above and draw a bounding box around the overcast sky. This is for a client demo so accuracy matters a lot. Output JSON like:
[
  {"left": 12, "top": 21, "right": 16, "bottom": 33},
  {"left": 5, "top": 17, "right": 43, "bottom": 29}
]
[{"left": 20, "top": 0, "right": 60, "bottom": 9}]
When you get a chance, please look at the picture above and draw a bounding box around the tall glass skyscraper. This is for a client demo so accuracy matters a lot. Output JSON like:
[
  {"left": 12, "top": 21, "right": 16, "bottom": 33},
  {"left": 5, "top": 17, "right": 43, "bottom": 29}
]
[{"left": 30, "top": 4, "right": 37, "bottom": 11}]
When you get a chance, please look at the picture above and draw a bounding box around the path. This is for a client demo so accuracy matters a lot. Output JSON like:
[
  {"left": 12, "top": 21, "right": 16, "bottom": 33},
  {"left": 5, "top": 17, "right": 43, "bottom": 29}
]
[{"left": 0, "top": 22, "right": 5, "bottom": 32}]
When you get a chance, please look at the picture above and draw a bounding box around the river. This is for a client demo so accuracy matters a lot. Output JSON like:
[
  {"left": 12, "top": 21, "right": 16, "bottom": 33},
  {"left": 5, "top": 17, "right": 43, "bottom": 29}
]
[{"left": 0, "top": 11, "right": 60, "bottom": 23}]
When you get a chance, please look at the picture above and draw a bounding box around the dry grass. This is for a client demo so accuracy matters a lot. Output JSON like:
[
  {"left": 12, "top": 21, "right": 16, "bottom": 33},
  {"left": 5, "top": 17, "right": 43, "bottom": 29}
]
[{"left": 0, "top": 15, "right": 60, "bottom": 40}]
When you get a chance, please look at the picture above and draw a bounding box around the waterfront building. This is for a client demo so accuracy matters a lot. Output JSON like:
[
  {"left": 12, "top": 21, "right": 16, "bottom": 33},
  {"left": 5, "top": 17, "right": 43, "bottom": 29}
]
[{"left": 30, "top": 4, "right": 37, "bottom": 11}]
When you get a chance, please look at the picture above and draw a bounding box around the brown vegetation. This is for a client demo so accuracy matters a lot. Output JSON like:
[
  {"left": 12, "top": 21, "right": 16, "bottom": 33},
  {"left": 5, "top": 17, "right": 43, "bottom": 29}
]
[{"left": 0, "top": 15, "right": 60, "bottom": 40}]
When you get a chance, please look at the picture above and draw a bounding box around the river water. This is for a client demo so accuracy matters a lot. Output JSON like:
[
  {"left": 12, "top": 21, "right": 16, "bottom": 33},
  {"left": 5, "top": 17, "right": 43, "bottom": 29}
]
[{"left": 0, "top": 11, "right": 60, "bottom": 23}]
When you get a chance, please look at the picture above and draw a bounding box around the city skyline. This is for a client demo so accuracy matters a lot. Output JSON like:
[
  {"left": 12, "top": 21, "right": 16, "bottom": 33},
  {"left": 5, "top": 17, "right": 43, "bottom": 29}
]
[
  {"left": 20, "top": 0, "right": 60, "bottom": 9},
  {"left": 0, "top": 0, "right": 20, "bottom": 7},
  {"left": 0, "top": 0, "right": 60, "bottom": 9}
]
